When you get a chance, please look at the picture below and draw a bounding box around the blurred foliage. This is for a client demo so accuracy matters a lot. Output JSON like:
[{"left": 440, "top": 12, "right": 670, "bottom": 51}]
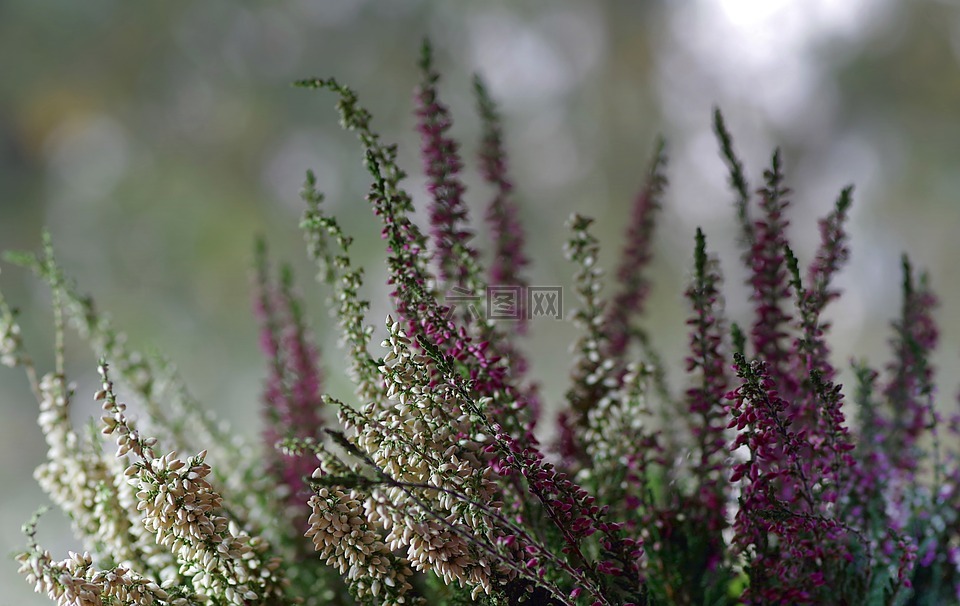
[{"left": 2, "top": 1, "right": 959, "bottom": 604}]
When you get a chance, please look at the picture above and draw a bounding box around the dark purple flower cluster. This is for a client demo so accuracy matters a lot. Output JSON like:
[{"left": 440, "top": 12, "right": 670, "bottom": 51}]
[
  {"left": 682, "top": 228, "right": 730, "bottom": 537},
  {"left": 727, "top": 356, "right": 855, "bottom": 603}
]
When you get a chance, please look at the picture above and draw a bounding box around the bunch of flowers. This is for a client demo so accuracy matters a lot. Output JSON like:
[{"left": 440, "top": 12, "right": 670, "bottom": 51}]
[{"left": 5, "top": 40, "right": 960, "bottom": 605}]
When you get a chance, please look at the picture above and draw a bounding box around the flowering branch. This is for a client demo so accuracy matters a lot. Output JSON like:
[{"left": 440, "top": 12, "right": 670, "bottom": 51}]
[
  {"left": 253, "top": 241, "right": 325, "bottom": 522},
  {"left": 100, "top": 361, "right": 290, "bottom": 604},
  {"left": 682, "top": 228, "right": 731, "bottom": 539},
  {"left": 474, "top": 75, "right": 530, "bottom": 315},
  {"left": 604, "top": 139, "right": 667, "bottom": 363},
  {"left": 415, "top": 40, "right": 481, "bottom": 297}
]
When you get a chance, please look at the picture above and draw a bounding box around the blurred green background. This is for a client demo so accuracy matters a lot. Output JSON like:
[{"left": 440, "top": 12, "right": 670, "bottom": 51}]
[{"left": 2, "top": 1, "right": 960, "bottom": 602}]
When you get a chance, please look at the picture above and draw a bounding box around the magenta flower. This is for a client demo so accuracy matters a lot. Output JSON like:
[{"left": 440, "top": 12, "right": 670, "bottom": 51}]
[
  {"left": 474, "top": 76, "right": 530, "bottom": 316},
  {"left": 253, "top": 242, "right": 325, "bottom": 519},
  {"left": 683, "top": 228, "right": 731, "bottom": 536},
  {"left": 745, "top": 151, "right": 795, "bottom": 391},
  {"left": 415, "top": 41, "right": 478, "bottom": 293},
  {"left": 604, "top": 140, "right": 666, "bottom": 362},
  {"left": 727, "top": 355, "right": 856, "bottom": 604}
]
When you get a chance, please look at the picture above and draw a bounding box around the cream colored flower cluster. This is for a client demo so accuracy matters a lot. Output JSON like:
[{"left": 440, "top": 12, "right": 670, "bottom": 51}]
[
  {"left": 4, "top": 249, "right": 297, "bottom": 606},
  {"left": 32, "top": 371, "right": 171, "bottom": 577},
  {"left": 582, "top": 363, "right": 654, "bottom": 466},
  {"left": 305, "top": 316, "right": 510, "bottom": 600},
  {"left": 0, "top": 303, "right": 23, "bottom": 367},
  {"left": 126, "top": 452, "right": 278, "bottom": 603},
  {"left": 98, "top": 363, "right": 289, "bottom": 605},
  {"left": 305, "top": 483, "right": 416, "bottom": 605},
  {"left": 369, "top": 319, "right": 502, "bottom": 588},
  {"left": 17, "top": 548, "right": 187, "bottom": 606}
]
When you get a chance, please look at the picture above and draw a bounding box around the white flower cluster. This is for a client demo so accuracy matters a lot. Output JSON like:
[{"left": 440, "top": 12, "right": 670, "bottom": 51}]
[
  {"left": 6, "top": 252, "right": 290, "bottom": 605},
  {"left": 372, "top": 320, "right": 502, "bottom": 590},
  {"left": 124, "top": 451, "right": 284, "bottom": 604},
  {"left": 563, "top": 214, "right": 616, "bottom": 421},
  {"left": 16, "top": 549, "right": 188, "bottom": 606},
  {"left": 579, "top": 362, "right": 658, "bottom": 538},
  {"left": 32, "top": 372, "right": 169, "bottom": 574},
  {"left": 307, "top": 317, "right": 509, "bottom": 601},
  {"left": 0, "top": 307, "right": 23, "bottom": 367},
  {"left": 305, "top": 484, "right": 416, "bottom": 604},
  {"left": 97, "top": 363, "right": 288, "bottom": 605},
  {"left": 48, "top": 263, "right": 263, "bottom": 537},
  {"left": 582, "top": 363, "right": 654, "bottom": 466}
]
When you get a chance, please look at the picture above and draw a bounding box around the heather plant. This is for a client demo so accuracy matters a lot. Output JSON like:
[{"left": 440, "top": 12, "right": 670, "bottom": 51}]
[{"left": 5, "top": 40, "right": 960, "bottom": 606}]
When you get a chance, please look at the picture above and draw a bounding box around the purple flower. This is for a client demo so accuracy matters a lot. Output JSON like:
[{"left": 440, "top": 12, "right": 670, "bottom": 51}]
[
  {"left": 683, "top": 228, "right": 730, "bottom": 535},
  {"left": 745, "top": 151, "right": 795, "bottom": 390},
  {"left": 474, "top": 75, "right": 529, "bottom": 315},
  {"left": 415, "top": 41, "right": 478, "bottom": 293},
  {"left": 728, "top": 355, "right": 856, "bottom": 604},
  {"left": 603, "top": 140, "right": 666, "bottom": 361},
  {"left": 253, "top": 243, "right": 324, "bottom": 520},
  {"left": 882, "top": 256, "right": 939, "bottom": 474}
]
